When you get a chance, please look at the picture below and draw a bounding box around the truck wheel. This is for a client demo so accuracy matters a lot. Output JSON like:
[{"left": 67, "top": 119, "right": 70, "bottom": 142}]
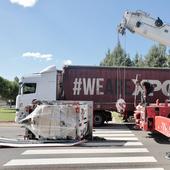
[{"left": 94, "top": 113, "right": 104, "bottom": 127}]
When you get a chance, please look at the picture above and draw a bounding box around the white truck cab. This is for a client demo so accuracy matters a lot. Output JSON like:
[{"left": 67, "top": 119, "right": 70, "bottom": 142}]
[{"left": 16, "top": 65, "right": 57, "bottom": 122}]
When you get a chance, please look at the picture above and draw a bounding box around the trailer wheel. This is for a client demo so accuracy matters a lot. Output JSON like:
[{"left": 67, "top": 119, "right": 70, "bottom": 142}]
[{"left": 94, "top": 113, "right": 104, "bottom": 127}]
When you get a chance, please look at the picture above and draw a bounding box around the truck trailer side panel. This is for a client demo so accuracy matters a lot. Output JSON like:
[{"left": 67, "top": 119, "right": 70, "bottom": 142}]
[{"left": 62, "top": 66, "right": 170, "bottom": 114}]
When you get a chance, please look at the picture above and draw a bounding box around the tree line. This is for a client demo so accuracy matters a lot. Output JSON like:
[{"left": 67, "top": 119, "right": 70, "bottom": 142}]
[
  {"left": 100, "top": 42, "right": 170, "bottom": 67},
  {"left": 0, "top": 76, "right": 19, "bottom": 105},
  {"left": 1, "top": 42, "right": 170, "bottom": 105}
]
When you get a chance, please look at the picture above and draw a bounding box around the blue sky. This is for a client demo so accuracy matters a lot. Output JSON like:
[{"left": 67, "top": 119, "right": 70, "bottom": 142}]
[{"left": 0, "top": 0, "right": 170, "bottom": 80}]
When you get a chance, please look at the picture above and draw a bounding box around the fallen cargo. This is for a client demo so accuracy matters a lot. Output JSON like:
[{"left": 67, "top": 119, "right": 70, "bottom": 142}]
[{"left": 19, "top": 100, "right": 93, "bottom": 140}]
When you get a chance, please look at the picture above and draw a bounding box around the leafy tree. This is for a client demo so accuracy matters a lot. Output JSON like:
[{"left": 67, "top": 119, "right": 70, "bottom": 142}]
[
  {"left": 100, "top": 42, "right": 133, "bottom": 66},
  {"left": 0, "top": 77, "right": 8, "bottom": 100},
  {"left": 133, "top": 52, "right": 145, "bottom": 67},
  {"left": 0, "top": 76, "right": 19, "bottom": 105},
  {"left": 166, "top": 49, "right": 170, "bottom": 67},
  {"left": 100, "top": 49, "right": 113, "bottom": 66},
  {"left": 125, "top": 54, "right": 134, "bottom": 66},
  {"left": 9, "top": 81, "right": 19, "bottom": 102},
  {"left": 145, "top": 44, "right": 167, "bottom": 67},
  {"left": 14, "top": 76, "right": 19, "bottom": 83}
]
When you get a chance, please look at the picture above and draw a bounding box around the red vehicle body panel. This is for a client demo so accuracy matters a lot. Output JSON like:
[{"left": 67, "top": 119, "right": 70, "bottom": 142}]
[
  {"left": 61, "top": 65, "right": 170, "bottom": 114},
  {"left": 155, "top": 116, "right": 170, "bottom": 137},
  {"left": 133, "top": 101, "right": 170, "bottom": 137}
]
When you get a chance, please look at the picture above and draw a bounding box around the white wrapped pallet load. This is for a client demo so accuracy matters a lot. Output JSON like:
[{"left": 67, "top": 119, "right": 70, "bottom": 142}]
[{"left": 19, "top": 101, "right": 93, "bottom": 140}]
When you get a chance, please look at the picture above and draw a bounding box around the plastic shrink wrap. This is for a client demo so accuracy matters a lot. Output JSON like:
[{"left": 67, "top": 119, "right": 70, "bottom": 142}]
[{"left": 19, "top": 101, "right": 93, "bottom": 140}]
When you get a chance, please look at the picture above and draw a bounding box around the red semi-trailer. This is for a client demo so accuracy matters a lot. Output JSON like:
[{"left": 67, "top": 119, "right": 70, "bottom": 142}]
[{"left": 16, "top": 65, "right": 170, "bottom": 126}]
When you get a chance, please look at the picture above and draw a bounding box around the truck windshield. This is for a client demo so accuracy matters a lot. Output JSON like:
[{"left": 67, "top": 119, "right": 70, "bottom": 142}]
[{"left": 23, "top": 83, "right": 36, "bottom": 94}]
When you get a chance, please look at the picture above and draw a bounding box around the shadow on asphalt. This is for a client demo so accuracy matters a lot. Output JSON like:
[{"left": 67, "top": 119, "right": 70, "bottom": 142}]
[
  {"left": 146, "top": 132, "right": 170, "bottom": 144},
  {"left": 125, "top": 123, "right": 142, "bottom": 131},
  {"left": 94, "top": 122, "right": 130, "bottom": 129}
]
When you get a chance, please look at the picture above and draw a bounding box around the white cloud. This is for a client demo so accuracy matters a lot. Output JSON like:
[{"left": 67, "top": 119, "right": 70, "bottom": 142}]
[
  {"left": 22, "top": 52, "right": 53, "bottom": 61},
  {"left": 10, "top": 0, "right": 38, "bottom": 7},
  {"left": 63, "top": 59, "right": 72, "bottom": 65}
]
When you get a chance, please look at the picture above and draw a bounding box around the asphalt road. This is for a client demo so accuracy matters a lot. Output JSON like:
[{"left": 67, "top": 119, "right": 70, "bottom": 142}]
[{"left": 0, "top": 122, "right": 169, "bottom": 170}]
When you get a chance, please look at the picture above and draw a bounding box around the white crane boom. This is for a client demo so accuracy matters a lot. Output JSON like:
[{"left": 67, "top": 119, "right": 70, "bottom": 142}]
[{"left": 118, "top": 10, "right": 170, "bottom": 46}]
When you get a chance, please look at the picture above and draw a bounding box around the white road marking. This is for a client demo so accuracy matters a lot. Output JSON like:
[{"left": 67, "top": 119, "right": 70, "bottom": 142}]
[
  {"left": 103, "top": 137, "right": 138, "bottom": 141},
  {"left": 93, "top": 134, "right": 135, "bottom": 137},
  {"left": 22, "top": 148, "right": 149, "bottom": 155},
  {"left": 91, "top": 168, "right": 164, "bottom": 170},
  {"left": 82, "top": 141, "right": 143, "bottom": 146},
  {"left": 124, "top": 142, "right": 143, "bottom": 146},
  {"left": 4, "top": 156, "right": 157, "bottom": 166},
  {"left": 93, "top": 130, "right": 132, "bottom": 133}
]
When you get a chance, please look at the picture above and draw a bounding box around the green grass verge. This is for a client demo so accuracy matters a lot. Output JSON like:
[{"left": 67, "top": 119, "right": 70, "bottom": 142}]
[
  {"left": 0, "top": 108, "right": 15, "bottom": 121},
  {"left": 112, "top": 111, "right": 123, "bottom": 123}
]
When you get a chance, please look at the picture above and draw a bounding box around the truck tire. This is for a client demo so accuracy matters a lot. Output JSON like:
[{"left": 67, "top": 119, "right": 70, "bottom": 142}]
[{"left": 94, "top": 113, "right": 104, "bottom": 127}]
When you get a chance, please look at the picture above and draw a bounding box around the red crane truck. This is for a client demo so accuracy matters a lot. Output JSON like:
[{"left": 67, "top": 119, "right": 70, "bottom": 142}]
[{"left": 118, "top": 10, "right": 170, "bottom": 137}]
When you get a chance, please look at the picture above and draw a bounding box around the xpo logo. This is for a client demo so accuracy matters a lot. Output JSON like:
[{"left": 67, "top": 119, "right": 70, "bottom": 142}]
[{"left": 132, "top": 79, "right": 170, "bottom": 96}]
